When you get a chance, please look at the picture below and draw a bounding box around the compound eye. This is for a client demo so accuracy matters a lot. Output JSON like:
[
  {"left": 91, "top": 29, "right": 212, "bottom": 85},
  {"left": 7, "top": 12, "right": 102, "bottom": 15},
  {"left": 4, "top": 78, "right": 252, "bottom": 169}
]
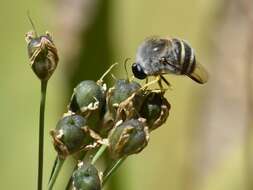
[{"left": 132, "top": 63, "right": 147, "bottom": 79}]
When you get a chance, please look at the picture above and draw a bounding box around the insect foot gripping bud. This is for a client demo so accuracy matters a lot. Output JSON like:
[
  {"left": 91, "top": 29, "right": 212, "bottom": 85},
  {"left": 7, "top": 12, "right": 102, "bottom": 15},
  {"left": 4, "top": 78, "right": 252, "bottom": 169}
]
[
  {"left": 25, "top": 31, "right": 59, "bottom": 81},
  {"left": 107, "top": 79, "right": 141, "bottom": 119},
  {"left": 72, "top": 162, "right": 101, "bottom": 190},
  {"left": 50, "top": 114, "right": 93, "bottom": 159},
  {"left": 108, "top": 118, "right": 149, "bottom": 159},
  {"left": 69, "top": 80, "right": 106, "bottom": 130},
  {"left": 140, "top": 91, "right": 171, "bottom": 131}
]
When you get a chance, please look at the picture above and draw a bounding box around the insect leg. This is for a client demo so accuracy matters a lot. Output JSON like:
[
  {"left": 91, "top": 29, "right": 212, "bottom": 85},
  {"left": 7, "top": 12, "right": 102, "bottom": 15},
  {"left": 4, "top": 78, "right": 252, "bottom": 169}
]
[
  {"left": 158, "top": 77, "right": 164, "bottom": 91},
  {"left": 160, "top": 75, "right": 171, "bottom": 87},
  {"left": 140, "top": 76, "right": 160, "bottom": 90}
]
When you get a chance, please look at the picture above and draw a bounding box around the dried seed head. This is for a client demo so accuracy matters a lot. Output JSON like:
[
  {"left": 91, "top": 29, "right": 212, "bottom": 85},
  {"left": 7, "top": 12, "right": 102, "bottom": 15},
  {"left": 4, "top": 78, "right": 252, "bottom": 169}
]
[
  {"left": 25, "top": 31, "right": 58, "bottom": 81},
  {"left": 140, "top": 91, "right": 171, "bottom": 131},
  {"left": 103, "top": 79, "right": 143, "bottom": 137},
  {"left": 115, "top": 90, "right": 146, "bottom": 121},
  {"left": 108, "top": 118, "right": 149, "bottom": 159},
  {"left": 107, "top": 79, "right": 141, "bottom": 118},
  {"left": 50, "top": 114, "right": 93, "bottom": 159},
  {"left": 72, "top": 162, "right": 101, "bottom": 190}
]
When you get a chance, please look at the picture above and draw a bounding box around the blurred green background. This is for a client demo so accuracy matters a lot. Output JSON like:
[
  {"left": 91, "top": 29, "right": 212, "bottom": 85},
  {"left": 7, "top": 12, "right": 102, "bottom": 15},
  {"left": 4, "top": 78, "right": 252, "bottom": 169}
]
[{"left": 1, "top": 0, "right": 252, "bottom": 189}]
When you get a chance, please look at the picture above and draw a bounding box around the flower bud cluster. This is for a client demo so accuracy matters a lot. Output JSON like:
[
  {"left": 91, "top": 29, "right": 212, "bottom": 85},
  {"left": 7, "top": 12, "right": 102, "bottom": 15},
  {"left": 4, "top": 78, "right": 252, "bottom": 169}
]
[
  {"left": 106, "top": 79, "right": 171, "bottom": 159},
  {"left": 49, "top": 65, "right": 171, "bottom": 189},
  {"left": 51, "top": 75, "right": 171, "bottom": 157},
  {"left": 51, "top": 80, "right": 106, "bottom": 159}
]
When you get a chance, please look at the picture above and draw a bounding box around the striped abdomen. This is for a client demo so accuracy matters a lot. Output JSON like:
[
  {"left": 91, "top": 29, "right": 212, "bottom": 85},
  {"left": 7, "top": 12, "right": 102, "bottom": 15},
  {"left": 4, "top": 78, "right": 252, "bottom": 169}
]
[
  {"left": 171, "top": 38, "right": 196, "bottom": 75},
  {"left": 171, "top": 38, "right": 208, "bottom": 84}
]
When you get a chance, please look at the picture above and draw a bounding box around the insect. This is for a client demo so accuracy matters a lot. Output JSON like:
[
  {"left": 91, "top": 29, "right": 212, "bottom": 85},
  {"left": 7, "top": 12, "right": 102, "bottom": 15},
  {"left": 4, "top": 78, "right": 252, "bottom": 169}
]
[{"left": 131, "top": 36, "right": 208, "bottom": 88}]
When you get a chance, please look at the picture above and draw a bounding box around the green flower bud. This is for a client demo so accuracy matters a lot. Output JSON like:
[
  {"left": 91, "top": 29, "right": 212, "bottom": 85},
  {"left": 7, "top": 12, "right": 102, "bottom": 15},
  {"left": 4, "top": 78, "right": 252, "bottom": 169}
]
[
  {"left": 69, "top": 80, "right": 105, "bottom": 114},
  {"left": 50, "top": 114, "right": 93, "bottom": 159},
  {"left": 69, "top": 80, "right": 106, "bottom": 131},
  {"left": 108, "top": 118, "right": 149, "bottom": 159},
  {"left": 107, "top": 79, "right": 141, "bottom": 119},
  {"left": 25, "top": 31, "right": 59, "bottom": 81},
  {"left": 140, "top": 92, "right": 170, "bottom": 131},
  {"left": 72, "top": 162, "right": 101, "bottom": 190}
]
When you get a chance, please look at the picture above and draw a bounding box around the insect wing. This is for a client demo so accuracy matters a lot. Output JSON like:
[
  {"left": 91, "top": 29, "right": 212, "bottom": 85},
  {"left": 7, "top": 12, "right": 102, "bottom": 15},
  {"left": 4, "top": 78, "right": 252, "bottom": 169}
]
[{"left": 187, "top": 62, "right": 208, "bottom": 84}]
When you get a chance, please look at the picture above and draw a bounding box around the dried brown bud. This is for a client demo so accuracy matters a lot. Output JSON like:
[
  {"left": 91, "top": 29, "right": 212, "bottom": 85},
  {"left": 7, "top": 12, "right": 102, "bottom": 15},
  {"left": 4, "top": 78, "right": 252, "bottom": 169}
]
[
  {"left": 107, "top": 79, "right": 141, "bottom": 119},
  {"left": 108, "top": 118, "right": 149, "bottom": 159},
  {"left": 25, "top": 31, "right": 59, "bottom": 81}
]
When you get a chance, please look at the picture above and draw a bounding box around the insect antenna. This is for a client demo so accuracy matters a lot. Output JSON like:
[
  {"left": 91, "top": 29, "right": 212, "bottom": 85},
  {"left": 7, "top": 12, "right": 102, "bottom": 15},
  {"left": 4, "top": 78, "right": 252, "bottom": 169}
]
[{"left": 27, "top": 11, "right": 38, "bottom": 37}]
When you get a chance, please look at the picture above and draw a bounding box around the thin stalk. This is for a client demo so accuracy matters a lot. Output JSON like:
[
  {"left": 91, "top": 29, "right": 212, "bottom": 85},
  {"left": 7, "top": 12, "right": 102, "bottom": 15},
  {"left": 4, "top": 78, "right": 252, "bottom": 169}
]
[
  {"left": 65, "top": 169, "right": 74, "bottom": 190},
  {"left": 38, "top": 80, "right": 47, "bottom": 190},
  {"left": 102, "top": 157, "right": 126, "bottom": 186},
  {"left": 91, "top": 144, "right": 107, "bottom": 165},
  {"left": 48, "top": 156, "right": 59, "bottom": 183},
  {"left": 48, "top": 157, "right": 65, "bottom": 190}
]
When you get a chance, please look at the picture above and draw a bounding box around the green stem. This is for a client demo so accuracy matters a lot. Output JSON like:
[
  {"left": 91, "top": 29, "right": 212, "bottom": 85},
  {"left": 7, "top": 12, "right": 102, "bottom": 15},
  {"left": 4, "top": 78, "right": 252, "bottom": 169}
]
[
  {"left": 48, "top": 157, "right": 65, "bottom": 190},
  {"left": 102, "top": 157, "right": 127, "bottom": 186},
  {"left": 38, "top": 80, "right": 47, "bottom": 190},
  {"left": 48, "top": 156, "right": 59, "bottom": 183},
  {"left": 91, "top": 144, "right": 108, "bottom": 165},
  {"left": 65, "top": 168, "right": 74, "bottom": 190}
]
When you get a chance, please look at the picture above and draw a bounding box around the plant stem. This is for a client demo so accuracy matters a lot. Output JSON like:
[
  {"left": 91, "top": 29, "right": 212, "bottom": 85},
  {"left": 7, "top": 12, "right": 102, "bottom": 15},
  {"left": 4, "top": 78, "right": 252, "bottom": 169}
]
[
  {"left": 38, "top": 80, "right": 48, "bottom": 190},
  {"left": 102, "top": 157, "right": 126, "bottom": 186},
  {"left": 48, "top": 157, "right": 65, "bottom": 190},
  {"left": 65, "top": 167, "right": 75, "bottom": 190},
  {"left": 48, "top": 156, "right": 59, "bottom": 183},
  {"left": 91, "top": 144, "right": 107, "bottom": 165}
]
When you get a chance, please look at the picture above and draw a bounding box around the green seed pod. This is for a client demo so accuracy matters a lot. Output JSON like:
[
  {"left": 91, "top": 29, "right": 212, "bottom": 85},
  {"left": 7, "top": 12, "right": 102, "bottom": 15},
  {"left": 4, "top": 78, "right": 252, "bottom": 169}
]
[
  {"left": 107, "top": 79, "right": 141, "bottom": 119},
  {"left": 69, "top": 80, "right": 106, "bottom": 131},
  {"left": 108, "top": 118, "right": 149, "bottom": 159},
  {"left": 50, "top": 114, "right": 93, "bottom": 159},
  {"left": 140, "top": 92, "right": 171, "bottom": 131},
  {"left": 72, "top": 162, "right": 101, "bottom": 190},
  {"left": 25, "top": 31, "right": 59, "bottom": 81}
]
